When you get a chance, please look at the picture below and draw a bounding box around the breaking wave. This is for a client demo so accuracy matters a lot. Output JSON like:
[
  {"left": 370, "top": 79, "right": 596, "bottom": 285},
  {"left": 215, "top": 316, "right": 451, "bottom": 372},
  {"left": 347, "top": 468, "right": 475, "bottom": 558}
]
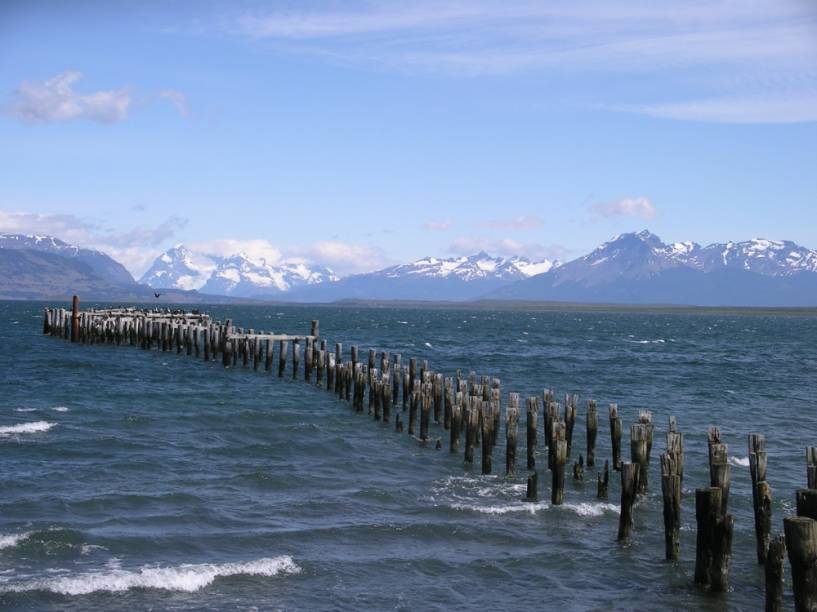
[{"left": 0, "top": 421, "right": 56, "bottom": 436}]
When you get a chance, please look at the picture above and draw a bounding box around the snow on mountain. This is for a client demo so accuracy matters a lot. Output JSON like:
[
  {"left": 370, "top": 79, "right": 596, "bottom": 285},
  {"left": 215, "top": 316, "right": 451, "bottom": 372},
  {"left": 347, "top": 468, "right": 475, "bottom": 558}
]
[
  {"left": 487, "top": 230, "right": 817, "bottom": 306},
  {"left": 375, "top": 251, "right": 557, "bottom": 282},
  {"left": 139, "top": 245, "right": 217, "bottom": 290},
  {"left": 200, "top": 253, "right": 337, "bottom": 297},
  {"left": 0, "top": 233, "right": 135, "bottom": 285}
]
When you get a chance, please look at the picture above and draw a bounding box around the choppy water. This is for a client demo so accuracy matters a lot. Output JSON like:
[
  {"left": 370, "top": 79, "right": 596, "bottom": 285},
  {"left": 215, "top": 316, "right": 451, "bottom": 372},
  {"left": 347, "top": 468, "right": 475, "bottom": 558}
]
[{"left": 1, "top": 301, "right": 816, "bottom": 610}]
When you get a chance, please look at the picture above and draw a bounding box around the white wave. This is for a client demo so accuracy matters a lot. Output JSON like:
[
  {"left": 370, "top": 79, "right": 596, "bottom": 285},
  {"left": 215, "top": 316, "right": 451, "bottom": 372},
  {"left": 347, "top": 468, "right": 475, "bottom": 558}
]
[
  {"left": 397, "top": 320, "right": 408, "bottom": 325},
  {"left": 562, "top": 502, "right": 620, "bottom": 517},
  {"left": 13, "top": 408, "right": 37, "bottom": 413},
  {"left": 0, "top": 532, "right": 32, "bottom": 549},
  {"left": 424, "top": 342, "right": 433, "bottom": 348},
  {"left": 625, "top": 339, "right": 665, "bottom": 344},
  {"left": 729, "top": 456, "right": 750, "bottom": 467},
  {"left": 0, "top": 421, "right": 56, "bottom": 436},
  {"left": 451, "top": 501, "right": 549, "bottom": 515},
  {"left": 4, "top": 556, "right": 300, "bottom": 595},
  {"left": 51, "top": 406, "right": 69, "bottom": 412}
]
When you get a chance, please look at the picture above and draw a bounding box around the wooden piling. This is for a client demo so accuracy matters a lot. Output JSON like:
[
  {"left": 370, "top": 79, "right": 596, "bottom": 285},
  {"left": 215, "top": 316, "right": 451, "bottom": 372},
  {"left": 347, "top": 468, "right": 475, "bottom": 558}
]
[
  {"left": 278, "top": 340, "right": 288, "bottom": 377},
  {"left": 765, "top": 535, "right": 786, "bottom": 612},
  {"left": 617, "top": 463, "right": 637, "bottom": 542},
  {"left": 526, "top": 471, "right": 538, "bottom": 501},
  {"left": 610, "top": 403, "right": 622, "bottom": 471},
  {"left": 564, "top": 393, "right": 577, "bottom": 458},
  {"left": 807, "top": 447, "right": 817, "bottom": 489},
  {"left": 526, "top": 397, "right": 538, "bottom": 470},
  {"left": 552, "top": 421, "right": 567, "bottom": 505},
  {"left": 450, "top": 392, "right": 462, "bottom": 453},
  {"left": 597, "top": 460, "right": 609, "bottom": 499},
  {"left": 481, "top": 401, "right": 494, "bottom": 475},
  {"left": 586, "top": 399, "right": 598, "bottom": 468},
  {"left": 630, "top": 423, "right": 649, "bottom": 494},
  {"left": 784, "top": 516, "right": 817, "bottom": 612},
  {"left": 70, "top": 295, "right": 80, "bottom": 342},
  {"left": 694, "top": 486, "right": 734, "bottom": 592},
  {"left": 465, "top": 398, "right": 479, "bottom": 464},
  {"left": 506, "top": 393, "right": 519, "bottom": 476},
  {"left": 709, "top": 441, "right": 731, "bottom": 516},
  {"left": 660, "top": 452, "right": 682, "bottom": 561}
]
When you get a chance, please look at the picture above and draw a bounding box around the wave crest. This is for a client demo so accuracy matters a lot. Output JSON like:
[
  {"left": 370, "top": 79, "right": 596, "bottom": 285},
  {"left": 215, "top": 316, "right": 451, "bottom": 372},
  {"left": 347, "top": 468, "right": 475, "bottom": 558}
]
[
  {"left": 0, "top": 421, "right": 56, "bottom": 436},
  {"left": 4, "top": 556, "right": 301, "bottom": 595}
]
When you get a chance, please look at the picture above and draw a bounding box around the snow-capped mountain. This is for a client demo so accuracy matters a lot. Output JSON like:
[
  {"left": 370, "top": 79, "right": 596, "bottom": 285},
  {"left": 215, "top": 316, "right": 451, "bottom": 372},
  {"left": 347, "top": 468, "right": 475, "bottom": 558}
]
[
  {"left": 0, "top": 233, "right": 135, "bottom": 285},
  {"left": 139, "top": 245, "right": 217, "bottom": 291},
  {"left": 200, "top": 253, "right": 337, "bottom": 298},
  {"left": 286, "top": 252, "right": 559, "bottom": 302},
  {"left": 488, "top": 230, "right": 817, "bottom": 306},
  {"left": 376, "top": 251, "right": 557, "bottom": 282}
]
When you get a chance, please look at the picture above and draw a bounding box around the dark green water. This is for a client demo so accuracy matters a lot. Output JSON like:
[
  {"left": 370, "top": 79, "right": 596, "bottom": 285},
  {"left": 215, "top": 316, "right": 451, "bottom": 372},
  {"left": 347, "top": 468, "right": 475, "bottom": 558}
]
[{"left": 1, "top": 301, "right": 815, "bottom": 610}]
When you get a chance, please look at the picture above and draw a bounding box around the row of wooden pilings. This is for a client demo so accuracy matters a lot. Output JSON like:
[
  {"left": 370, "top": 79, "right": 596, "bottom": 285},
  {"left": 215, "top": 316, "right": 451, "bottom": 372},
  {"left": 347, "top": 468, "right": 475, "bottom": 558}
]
[{"left": 43, "top": 301, "right": 817, "bottom": 611}]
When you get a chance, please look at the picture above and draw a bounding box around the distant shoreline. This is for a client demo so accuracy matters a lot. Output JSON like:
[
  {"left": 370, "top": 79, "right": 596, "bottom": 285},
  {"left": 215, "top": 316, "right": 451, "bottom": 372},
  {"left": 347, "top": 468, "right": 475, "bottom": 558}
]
[{"left": 6, "top": 297, "right": 817, "bottom": 317}]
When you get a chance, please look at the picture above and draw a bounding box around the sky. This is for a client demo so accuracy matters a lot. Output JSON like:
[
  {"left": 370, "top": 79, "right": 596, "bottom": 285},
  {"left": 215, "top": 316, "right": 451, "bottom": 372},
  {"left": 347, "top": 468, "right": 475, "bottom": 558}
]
[{"left": 1, "top": 0, "right": 816, "bottom": 278}]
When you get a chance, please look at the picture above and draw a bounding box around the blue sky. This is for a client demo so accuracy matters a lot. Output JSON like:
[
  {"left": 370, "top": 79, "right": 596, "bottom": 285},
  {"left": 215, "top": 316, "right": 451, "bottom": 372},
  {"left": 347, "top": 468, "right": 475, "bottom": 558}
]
[{"left": 1, "top": 0, "right": 816, "bottom": 276}]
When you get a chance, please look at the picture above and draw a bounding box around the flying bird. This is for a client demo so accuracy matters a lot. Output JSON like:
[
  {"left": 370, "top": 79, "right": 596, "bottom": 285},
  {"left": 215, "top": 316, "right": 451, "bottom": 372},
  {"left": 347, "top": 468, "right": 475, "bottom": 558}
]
[{"left": 154, "top": 292, "right": 162, "bottom": 298}]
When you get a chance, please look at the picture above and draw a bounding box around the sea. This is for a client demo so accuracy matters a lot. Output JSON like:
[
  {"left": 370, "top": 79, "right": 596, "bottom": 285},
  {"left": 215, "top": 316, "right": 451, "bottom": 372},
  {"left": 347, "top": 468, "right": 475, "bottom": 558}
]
[{"left": 1, "top": 301, "right": 816, "bottom": 610}]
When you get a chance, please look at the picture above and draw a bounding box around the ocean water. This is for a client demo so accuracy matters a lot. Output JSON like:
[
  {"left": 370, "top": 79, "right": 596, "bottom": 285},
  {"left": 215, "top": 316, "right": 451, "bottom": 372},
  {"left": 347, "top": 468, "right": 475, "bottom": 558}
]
[{"left": 1, "top": 301, "right": 816, "bottom": 610}]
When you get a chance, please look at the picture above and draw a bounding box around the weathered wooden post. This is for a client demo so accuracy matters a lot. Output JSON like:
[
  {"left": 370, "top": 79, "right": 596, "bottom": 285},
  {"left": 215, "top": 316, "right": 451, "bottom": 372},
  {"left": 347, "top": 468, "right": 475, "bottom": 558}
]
[
  {"left": 450, "top": 392, "right": 462, "bottom": 453},
  {"left": 610, "top": 403, "right": 622, "bottom": 471},
  {"left": 597, "top": 460, "right": 609, "bottom": 499},
  {"left": 552, "top": 421, "right": 567, "bottom": 505},
  {"left": 694, "top": 486, "right": 734, "bottom": 592},
  {"left": 420, "top": 385, "right": 432, "bottom": 441},
  {"left": 660, "top": 452, "right": 682, "bottom": 561},
  {"left": 465, "top": 398, "right": 479, "bottom": 464},
  {"left": 765, "top": 535, "right": 786, "bottom": 612},
  {"left": 799, "top": 489, "right": 817, "bottom": 520},
  {"left": 526, "top": 397, "right": 538, "bottom": 470},
  {"left": 291, "top": 338, "right": 300, "bottom": 378},
  {"left": 572, "top": 454, "right": 584, "bottom": 481},
  {"left": 709, "top": 441, "right": 731, "bottom": 516},
  {"left": 70, "top": 295, "right": 80, "bottom": 342},
  {"left": 617, "top": 463, "right": 637, "bottom": 542},
  {"left": 506, "top": 393, "right": 519, "bottom": 476},
  {"left": 278, "top": 340, "right": 288, "bottom": 377},
  {"left": 481, "top": 401, "right": 494, "bottom": 475},
  {"left": 564, "top": 393, "right": 577, "bottom": 458},
  {"left": 310, "top": 319, "right": 319, "bottom": 339},
  {"left": 392, "top": 354, "right": 401, "bottom": 405},
  {"left": 526, "top": 471, "right": 538, "bottom": 501},
  {"left": 586, "top": 399, "right": 597, "bottom": 468},
  {"left": 807, "top": 447, "right": 817, "bottom": 489},
  {"left": 304, "top": 338, "right": 313, "bottom": 381},
  {"left": 749, "top": 433, "right": 772, "bottom": 563},
  {"left": 784, "top": 516, "right": 817, "bottom": 612},
  {"left": 630, "top": 423, "right": 649, "bottom": 494}
]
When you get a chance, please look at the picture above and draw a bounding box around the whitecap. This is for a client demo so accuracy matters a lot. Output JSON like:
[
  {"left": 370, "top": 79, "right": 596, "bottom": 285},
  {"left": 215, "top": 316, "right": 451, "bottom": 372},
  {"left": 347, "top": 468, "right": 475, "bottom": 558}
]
[
  {"left": 562, "top": 502, "right": 620, "bottom": 517},
  {"left": 424, "top": 342, "right": 433, "bottom": 348},
  {"left": 0, "top": 532, "right": 32, "bottom": 550},
  {"left": 0, "top": 421, "right": 56, "bottom": 436},
  {"left": 728, "top": 456, "right": 750, "bottom": 467},
  {"left": 14, "top": 408, "right": 37, "bottom": 413},
  {"left": 3, "top": 556, "right": 300, "bottom": 595},
  {"left": 451, "top": 502, "right": 549, "bottom": 515},
  {"left": 397, "top": 321, "right": 408, "bottom": 325},
  {"left": 51, "top": 407, "right": 69, "bottom": 413}
]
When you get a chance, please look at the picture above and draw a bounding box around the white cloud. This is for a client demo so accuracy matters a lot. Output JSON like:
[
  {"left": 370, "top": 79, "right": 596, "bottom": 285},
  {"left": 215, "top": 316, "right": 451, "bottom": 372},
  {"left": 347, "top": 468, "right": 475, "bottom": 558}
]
[
  {"left": 448, "top": 236, "right": 568, "bottom": 261},
  {"left": 227, "top": 0, "right": 817, "bottom": 123},
  {"left": 423, "top": 219, "right": 452, "bottom": 231},
  {"left": 0, "top": 210, "right": 187, "bottom": 277},
  {"left": 290, "top": 240, "right": 389, "bottom": 275},
  {"left": 160, "top": 90, "right": 188, "bottom": 117},
  {"left": 189, "top": 239, "right": 283, "bottom": 265},
  {"left": 620, "top": 93, "right": 817, "bottom": 124},
  {"left": 479, "top": 215, "right": 543, "bottom": 230},
  {"left": 592, "top": 196, "right": 656, "bottom": 219},
  {"left": 9, "top": 71, "right": 131, "bottom": 123}
]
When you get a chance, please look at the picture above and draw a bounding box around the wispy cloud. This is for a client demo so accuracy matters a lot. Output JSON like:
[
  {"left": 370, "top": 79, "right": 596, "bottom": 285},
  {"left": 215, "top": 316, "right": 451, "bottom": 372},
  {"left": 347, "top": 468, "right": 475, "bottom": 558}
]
[
  {"left": 0, "top": 210, "right": 187, "bottom": 275},
  {"left": 289, "top": 240, "right": 389, "bottom": 275},
  {"left": 8, "top": 71, "right": 132, "bottom": 123},
  {"left": 422, "top": 219, "right": 452, "bottom": 231},
  {"left": 160, "top": 90, "right": 189, "bottom": 117},
  {"left": 448, "top": 236, "right": 568, "bottom": 261},
  {"left": 478, "top": 215, "right": 543, "bottom": 230},
  {"left": 592, "top": 196, "right": 656, "bottom": 219},
  {"left": 189, "top": 239, "right": 283, "bottom": 264},
  {"left": 227, "top": 0, "right": 817, "bottom": 123}
]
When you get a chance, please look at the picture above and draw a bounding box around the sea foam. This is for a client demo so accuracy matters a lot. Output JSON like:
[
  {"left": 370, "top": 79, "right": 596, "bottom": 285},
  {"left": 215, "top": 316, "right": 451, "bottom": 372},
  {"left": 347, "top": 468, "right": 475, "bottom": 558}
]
[
  {"left": 0, "top": 532, "right": 32, "bottom": 549},
  {"left": 0, "top": 421, "right": 56, "bottom": 436},
  {"left": 729, "top": 456, "right": 750, "bottom": 467},
  {"left": 4, "top": 556, "right": 301, "bottom": 595}
]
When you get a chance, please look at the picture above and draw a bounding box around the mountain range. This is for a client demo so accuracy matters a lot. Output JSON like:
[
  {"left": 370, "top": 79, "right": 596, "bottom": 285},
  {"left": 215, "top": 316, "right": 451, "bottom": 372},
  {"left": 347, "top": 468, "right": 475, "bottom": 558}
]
[{"left": 3, "top": 230, "right": 817, "bottom": 306}]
